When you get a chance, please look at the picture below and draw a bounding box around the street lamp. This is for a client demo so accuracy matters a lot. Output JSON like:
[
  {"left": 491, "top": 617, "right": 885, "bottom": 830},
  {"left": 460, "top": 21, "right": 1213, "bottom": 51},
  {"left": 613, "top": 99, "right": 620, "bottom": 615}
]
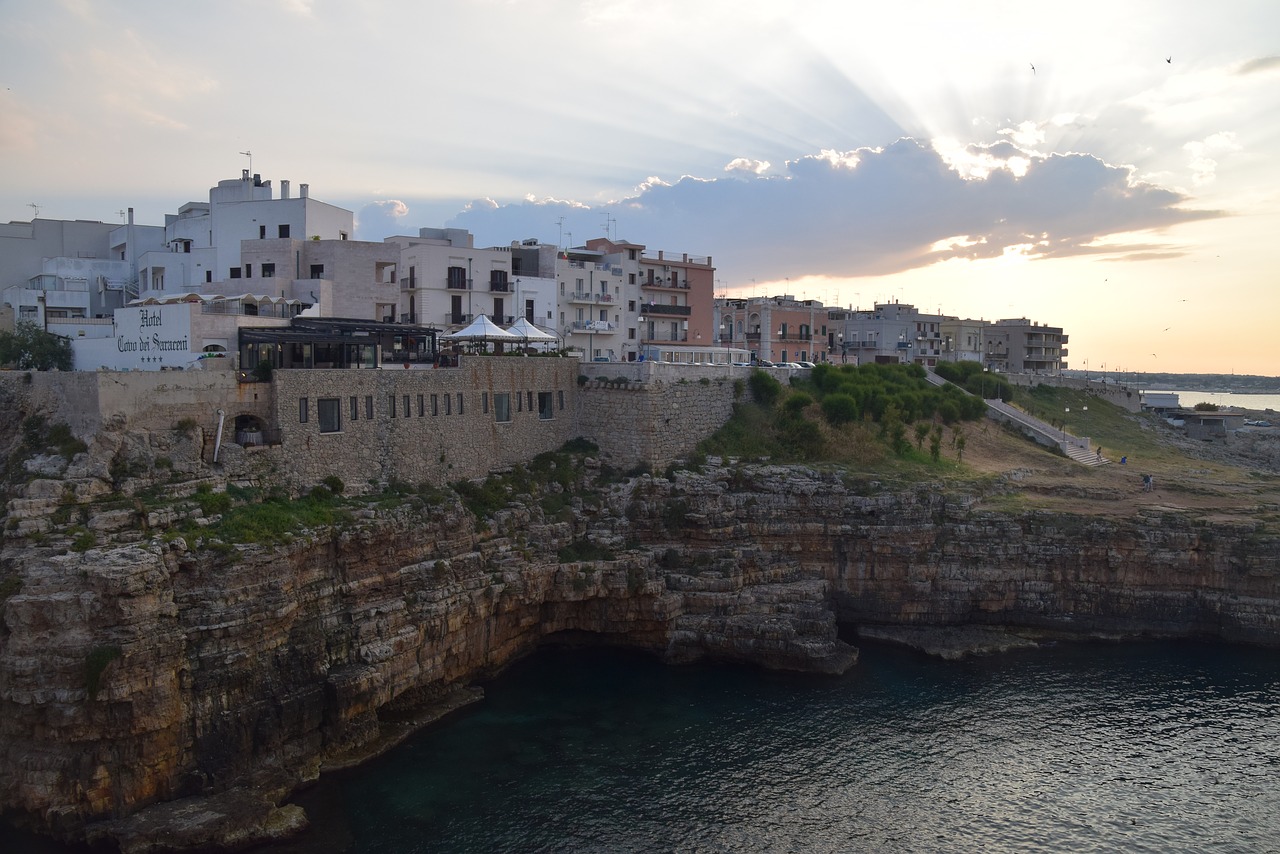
[{"left": 1064, "top": 406, "right": 1070, "bottom": 441}]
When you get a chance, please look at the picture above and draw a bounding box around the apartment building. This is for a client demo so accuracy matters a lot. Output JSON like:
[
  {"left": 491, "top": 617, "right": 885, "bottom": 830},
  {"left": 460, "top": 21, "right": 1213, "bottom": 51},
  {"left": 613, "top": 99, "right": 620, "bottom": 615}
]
[
  {"left": 388, "top": 228, "right": 557, "bottom": 343},
  {"left": 136, "top": 171, "right": 354, "bottom": 296},
  {"left": 716, "top": 295, "right": 831, "bottom": 364},
  {"left": 0, "top": 213, "right": 166, "bottom": 334},
  {"left": 984, "top": 318, "right": 1068, "bottom": 374},
  {"left": 831, "top": 301, "right": 948, "bottom": 366}
]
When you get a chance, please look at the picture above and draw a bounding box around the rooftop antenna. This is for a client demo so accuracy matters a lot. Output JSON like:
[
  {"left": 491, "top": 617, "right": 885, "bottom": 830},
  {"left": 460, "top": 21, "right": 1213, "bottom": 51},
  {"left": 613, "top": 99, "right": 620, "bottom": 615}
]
[
  {"left": 555, "top": 216, "right": 565, "bottom": 249},
  {"left": 27, "top": 202, "right": 40, "bottom": 219},
  {"left": 601, "top": 212, "right": 616, "bottom": 241},
  {"left": 239, "top": 149, "right": 253, "bottom": 175},
  {"left": 564, "top": 231, "right": 572, "bottom": 250},
  {"left": 116, "top": 209, "right": 127, "bottom": 223}
]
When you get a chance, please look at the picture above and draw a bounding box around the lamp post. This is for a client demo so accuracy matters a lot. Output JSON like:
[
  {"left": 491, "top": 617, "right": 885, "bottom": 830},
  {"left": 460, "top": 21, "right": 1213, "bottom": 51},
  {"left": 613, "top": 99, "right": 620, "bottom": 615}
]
[{"left": 1064, "top": 407, "right": 1070, "bottom": 442}]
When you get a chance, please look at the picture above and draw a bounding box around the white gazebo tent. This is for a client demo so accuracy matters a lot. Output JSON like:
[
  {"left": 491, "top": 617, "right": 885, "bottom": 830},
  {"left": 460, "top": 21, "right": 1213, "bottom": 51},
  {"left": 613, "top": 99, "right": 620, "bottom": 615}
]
[
  {"left": 506, "top": 317, "right": 558, "bottom": 352},
  {"left": 441, "top": 314, "right": 521, "bottom": 353}
]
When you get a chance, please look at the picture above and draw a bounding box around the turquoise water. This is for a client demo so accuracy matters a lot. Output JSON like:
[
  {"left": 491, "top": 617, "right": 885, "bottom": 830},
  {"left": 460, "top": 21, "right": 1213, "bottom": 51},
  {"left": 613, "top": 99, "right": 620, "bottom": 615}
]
[
  {"left": 6, "top": 641, "right": 1278, "bottom": 852},
  {"left": 264, "top": 641, "right": 1280, "bottom": 854}
]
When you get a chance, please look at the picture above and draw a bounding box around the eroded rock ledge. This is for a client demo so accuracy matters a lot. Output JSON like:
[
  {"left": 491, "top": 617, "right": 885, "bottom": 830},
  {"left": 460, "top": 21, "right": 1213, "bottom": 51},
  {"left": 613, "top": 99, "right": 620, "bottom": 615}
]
[{"left": 1, "top": 462, "right": 1277, "bottom": 851}]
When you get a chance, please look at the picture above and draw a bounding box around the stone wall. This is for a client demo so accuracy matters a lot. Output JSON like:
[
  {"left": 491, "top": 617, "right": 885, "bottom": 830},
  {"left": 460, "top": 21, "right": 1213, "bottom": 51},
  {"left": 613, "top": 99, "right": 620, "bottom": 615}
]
[
  {"left": 574, "top": 375, "right": 740, "bottom": 469},
  {"left": 0, "top": 370, "right": 274, "bottom": 440},
  {"left": 0, "top": 359, "right": 741, "bottom": 494},
  {"left": 271, "top": 358, "right": 580, "bottom": 490}
]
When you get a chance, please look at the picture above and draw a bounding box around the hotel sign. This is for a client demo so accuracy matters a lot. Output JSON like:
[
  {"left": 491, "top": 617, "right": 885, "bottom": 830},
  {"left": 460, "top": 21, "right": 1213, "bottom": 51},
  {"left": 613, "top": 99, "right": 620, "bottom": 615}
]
[{"left": 114, "top": 306, "right": 193, "bottom": 365}]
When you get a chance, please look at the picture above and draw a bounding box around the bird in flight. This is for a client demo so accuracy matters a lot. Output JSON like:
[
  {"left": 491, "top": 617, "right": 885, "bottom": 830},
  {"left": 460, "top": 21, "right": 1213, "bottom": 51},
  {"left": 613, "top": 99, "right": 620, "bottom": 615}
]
[
  {"left": 1166, "top": 56, "right": 1172, "bottom": 64},
  {"left": 1030, "top": 63, "right": 1036, "bottom": 74}
]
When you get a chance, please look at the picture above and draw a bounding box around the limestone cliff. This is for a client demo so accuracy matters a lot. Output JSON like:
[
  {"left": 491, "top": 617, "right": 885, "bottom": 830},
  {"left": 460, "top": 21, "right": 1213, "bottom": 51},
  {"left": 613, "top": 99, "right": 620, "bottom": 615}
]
[{"left": 1, "top": 460, "right": 1278, "bottom": 851}]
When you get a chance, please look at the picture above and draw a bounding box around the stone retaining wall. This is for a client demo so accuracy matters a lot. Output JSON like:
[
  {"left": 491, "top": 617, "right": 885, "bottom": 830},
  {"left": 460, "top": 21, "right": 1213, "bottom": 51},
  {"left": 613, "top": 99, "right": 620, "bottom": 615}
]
[{"left": 272, "top": 359, "right": 580, "bottom": 490}]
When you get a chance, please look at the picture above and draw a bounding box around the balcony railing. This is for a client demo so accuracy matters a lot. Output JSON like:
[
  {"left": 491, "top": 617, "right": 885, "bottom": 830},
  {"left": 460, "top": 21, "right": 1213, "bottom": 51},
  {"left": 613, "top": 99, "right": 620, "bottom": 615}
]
[
  {"left": 400, "top": 277, "right": 415, "bottom": 290},
  {"left": 571, "top": 320, "right": 617, "bottom": 332},
  {"left": 489, "top": 281, "right": 511, "bottom": 292},
  {"left": 641, "top": 281, "right": 691, "bottom": 290},
  {"left": 643, "top": 332, "right": 689, "bottom": 343},
  {"left": 639, "top": 303, "right": 692, "bottom": 317},
  {"left": 446, "top": 278, "right": 471, "bottom": 290}
]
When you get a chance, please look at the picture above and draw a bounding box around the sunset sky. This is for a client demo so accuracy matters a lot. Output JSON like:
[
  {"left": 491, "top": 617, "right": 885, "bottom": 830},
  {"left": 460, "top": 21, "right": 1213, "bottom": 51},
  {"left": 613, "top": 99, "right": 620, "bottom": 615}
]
[{"left": 2, "top": 0, "right": 1277, "bottom": 375}]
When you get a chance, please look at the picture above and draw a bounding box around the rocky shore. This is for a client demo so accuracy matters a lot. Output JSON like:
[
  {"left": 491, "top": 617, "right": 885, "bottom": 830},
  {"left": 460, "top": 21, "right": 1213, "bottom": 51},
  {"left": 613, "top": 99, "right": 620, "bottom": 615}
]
[{"left": 1, "top": 456, "right": 1278, "bottom": 851}]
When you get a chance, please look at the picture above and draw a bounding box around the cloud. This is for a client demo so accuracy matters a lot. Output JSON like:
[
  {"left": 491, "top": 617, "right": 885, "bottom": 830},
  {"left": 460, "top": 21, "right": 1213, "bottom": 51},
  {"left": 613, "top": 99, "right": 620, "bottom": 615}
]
[
  {"left": 1184, "top": 132, "right": 1241, "bottom": 186},
  {"left": 1237, "top": 55, "right": 1280, "bottom": 75},
  {"left": 279, "top": 0, "right": 315, "bottom": 17},
  {"left": 725, "top": 158, "right": 771, "bottom": 175},
  {"left": 433, "top": 137, "right": 1221, "bottom": 282},
  {"left": 355, "top": 199, "right": 410, "bottom": 239}
]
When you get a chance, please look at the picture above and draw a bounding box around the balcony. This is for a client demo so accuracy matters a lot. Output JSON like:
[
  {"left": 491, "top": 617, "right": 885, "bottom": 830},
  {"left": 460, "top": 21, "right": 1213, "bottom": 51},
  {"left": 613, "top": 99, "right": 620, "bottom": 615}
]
[
  {"left": 446, "top": 278, "right": 471, "bottom": 290},
  {"left": 641, "top": 280, "right": 691, "bottom": 291},
  {"left": 488, "top": 281, "right": 512, "bottom": 293},
  {"left": 571, "top": 320, "right": 617, "bottom": 333},
  {"left": 569, "top": 291, "right": 615, "bottom": 304},
  {"left": 444, "top": 312, "right": 474, "bottom": 325},
  {"left": 400, "top": 277, "right": 415, "bottom": 290},
  {"left": 639, "top": 303, "right": 692, "bottom": 317}
]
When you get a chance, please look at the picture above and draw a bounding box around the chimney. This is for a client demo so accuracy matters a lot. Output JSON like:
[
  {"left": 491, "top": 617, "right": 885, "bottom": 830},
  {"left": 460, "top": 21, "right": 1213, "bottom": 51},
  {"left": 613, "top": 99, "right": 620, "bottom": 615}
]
[
  {"left": 281, "top": 180, "right": 290, "bottom": 199},
  {"left": 300, "top": 183, "right": 310, "bottom": 199}
]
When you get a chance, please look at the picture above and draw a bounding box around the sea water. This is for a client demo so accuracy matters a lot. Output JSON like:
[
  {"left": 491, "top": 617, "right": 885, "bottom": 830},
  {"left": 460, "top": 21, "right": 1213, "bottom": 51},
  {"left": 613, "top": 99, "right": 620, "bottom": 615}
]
[
  {"left": 6, "top": 640, "right": 1278, "bottom": 853},
  {"left": 257, "top": 640, "right": 1280, "bottom": 854}
]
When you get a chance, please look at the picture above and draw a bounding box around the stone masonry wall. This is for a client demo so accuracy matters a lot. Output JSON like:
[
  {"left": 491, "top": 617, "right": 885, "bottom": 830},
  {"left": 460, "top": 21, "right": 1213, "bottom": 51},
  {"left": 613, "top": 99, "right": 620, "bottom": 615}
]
[
  {"left": 574, "top": 375, "right": 740, "bottom": 469},
  {"left": 271, "top": 358, "right": 580, "bottom": 491}
]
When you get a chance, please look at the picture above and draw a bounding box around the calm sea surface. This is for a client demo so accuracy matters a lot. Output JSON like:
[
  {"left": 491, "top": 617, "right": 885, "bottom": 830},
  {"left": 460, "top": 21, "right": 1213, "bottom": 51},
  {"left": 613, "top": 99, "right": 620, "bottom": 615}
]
[
  {"left": 256, "top": 641, "right": 1279, "bottom": 854},
  {"left": 1157, "top": 390, "right": 1280, "bottom": 412},
  {"left": 6, "top": 641, "right": 1278, "bottom": 853}
]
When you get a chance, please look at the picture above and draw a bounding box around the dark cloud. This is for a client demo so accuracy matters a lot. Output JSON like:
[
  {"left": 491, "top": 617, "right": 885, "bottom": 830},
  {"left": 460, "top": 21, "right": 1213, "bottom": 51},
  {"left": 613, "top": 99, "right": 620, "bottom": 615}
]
[{"left": 425, "top": 138, "right": 1221, "bottom": 281}]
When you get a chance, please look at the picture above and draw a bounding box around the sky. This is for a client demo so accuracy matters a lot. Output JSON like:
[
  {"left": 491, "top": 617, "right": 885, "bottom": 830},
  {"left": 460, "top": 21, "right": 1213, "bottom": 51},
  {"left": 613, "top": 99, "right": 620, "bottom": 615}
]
[{"left": 2, "top": 0, "right": 1278, "bottom": 376}]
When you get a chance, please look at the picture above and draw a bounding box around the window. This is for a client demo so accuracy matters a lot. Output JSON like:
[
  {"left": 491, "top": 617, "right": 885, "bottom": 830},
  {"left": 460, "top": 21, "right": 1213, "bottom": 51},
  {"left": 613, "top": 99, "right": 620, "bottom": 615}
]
[
  {"left": 350, "top": 396, "right": 359, "bottom": 421},
  {"left": 205, "top": 271, "right": 213, "bottom": 283},
  {"left": 259, "top": 225, "right": 266, "bottom": 239},
  {"left": 482, "top": 392, "right": 489, "bottom": 414},
  {"left": 417, "top": 394, "right": 424, "bottom": 417},
  {"left": 527, "top": 391, "right": 534, "bottom": 412},
  {"left": 244, "top": 264, "right": 252, "bottom": 278},
  {"left": 229, "top": 268, "right": 242, "bottom": 279},
  {"left": 494, "top": 393, "right": 511, "bottom": 423},
  {"left": 628, "top": 300, "right": 636, "bottom": 312},
  {"left": 516, "top": 392, "right": 522, "bottom": 412},
  {"left": 310, "top": 264, "right": 324, "bottom": 279},
  {"left": 444, "top": 394, "right": 452, "bottom": 416},
  {"left": 262, "top": 263, "right": 275, "bottom": 278},
  {"left": 278, "top": 224, "right": 290, "bottom": 238},
  {"left": 431, "top": 394, "right": 439, "bottom": 416},
  {"left": 403, "top": 395, "right": 410, "bottom": 417},
  {"left": 389, "top": 394, "right": 397, "bottom": 418},
  {"left": 318, "top": 398, "right": 341, "bottom": 433},
  {"left": 299, "top": 398, "right": 309, "bottom": 423},
  {"left": 365, "top": 395, "right": 374, "bottom": 420},
  {"left": 538, "top": 392, "right": 554, "bottom": 420},
  {"left": 456, "top": 393, "right": 464, "bottom": 415},
  {"left": 447, "top": 266, "right": 467, "bottom": 289},
  {"left": 628, "top": 328, "right": 636, "bottom": 340},
  {"left": 340, "top": 231, "right": 348, "bottom": 241}
]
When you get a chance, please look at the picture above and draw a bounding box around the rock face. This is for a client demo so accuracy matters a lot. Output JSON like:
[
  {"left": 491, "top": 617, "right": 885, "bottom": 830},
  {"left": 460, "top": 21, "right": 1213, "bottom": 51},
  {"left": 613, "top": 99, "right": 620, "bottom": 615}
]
[{"left": 1, "top": 462, "right": 1278, "bottom": 850}]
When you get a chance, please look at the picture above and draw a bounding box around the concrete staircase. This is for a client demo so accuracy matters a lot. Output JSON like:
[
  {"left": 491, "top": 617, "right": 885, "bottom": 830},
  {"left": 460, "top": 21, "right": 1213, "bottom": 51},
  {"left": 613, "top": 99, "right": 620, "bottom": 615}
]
[{"left": 925, "top": 371, "right": 1109, "bottom": 466}]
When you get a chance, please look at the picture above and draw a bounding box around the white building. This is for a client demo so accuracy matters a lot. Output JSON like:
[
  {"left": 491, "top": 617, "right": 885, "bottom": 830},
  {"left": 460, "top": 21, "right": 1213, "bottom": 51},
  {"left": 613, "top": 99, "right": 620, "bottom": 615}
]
[
  {"left": 137, "top": 171, "right": 354, "bottom": 296},
  {"left": 0, "top": 214, "right": 166, "bottom": 331}
]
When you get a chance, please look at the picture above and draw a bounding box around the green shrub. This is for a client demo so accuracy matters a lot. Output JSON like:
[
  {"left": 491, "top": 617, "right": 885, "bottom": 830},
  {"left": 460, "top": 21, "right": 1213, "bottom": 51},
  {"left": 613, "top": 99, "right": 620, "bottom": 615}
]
[
  {"left": 321, "top": 475, "right": 345, "bottom": 494},
  {"left": 821, "top": 393, "right": 859, "bottom": 425},
  {"left": 70, "top": 528, "right": 95, "bottom": 552},
  {"left": 747, "top": 370, "right": 782, "bottom": 407}
]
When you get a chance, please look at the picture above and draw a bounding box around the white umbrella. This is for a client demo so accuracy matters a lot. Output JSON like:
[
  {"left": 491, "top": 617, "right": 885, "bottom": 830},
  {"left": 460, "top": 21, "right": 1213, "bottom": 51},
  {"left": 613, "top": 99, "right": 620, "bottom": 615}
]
[
  {"left": 506, "top": 318, "right": 557, "bottom": 342},
  {"left": 441, "top": 314, "right": 520, "bottom": 342}
]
